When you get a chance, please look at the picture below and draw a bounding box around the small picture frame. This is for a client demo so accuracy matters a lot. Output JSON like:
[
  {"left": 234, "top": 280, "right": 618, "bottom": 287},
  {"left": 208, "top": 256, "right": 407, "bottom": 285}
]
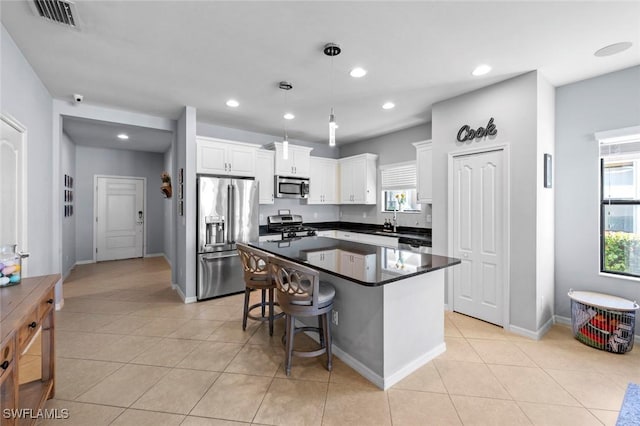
[
  {"left": 178, "top": 200, "right": 184, "bottom": 216},
  {"left": 69, "top": 191, "right": 73, "bottom": 202},
  {"left": 544, "top": 153, "right": 552, "bottom": 188},
  {"left": 178, "top": 184, "right": 183, "bottom": 200},
  {"left": 69, "top": 176, "right": 73, "bottom": 188},
  {"left": 64, "top": 205, "right": 68, "bottom": 217},
  {"left": 178, "top": 168, "right": 184, "bottom": 184},
  {"left": 70, "top": 205, "right": 73, "bottom": 216},
  {"left": 64, "top": 174, "right": 69, "bottom": 188}
]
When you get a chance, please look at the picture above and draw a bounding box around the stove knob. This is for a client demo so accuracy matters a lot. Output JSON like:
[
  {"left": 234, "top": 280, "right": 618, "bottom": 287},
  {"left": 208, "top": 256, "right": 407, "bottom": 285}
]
[
  {"left": 308, "top": 230, "right": 316, "bottom": 236},
  {"left": 287, "top": 232, "right": 296, "bottom": 239}
]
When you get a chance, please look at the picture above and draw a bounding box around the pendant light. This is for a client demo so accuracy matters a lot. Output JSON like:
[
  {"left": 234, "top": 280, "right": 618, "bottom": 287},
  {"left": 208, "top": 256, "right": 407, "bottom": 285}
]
[
  {"left": 324, "top": 43, "right": 341, "bottom": 147},
  {"left": 279, "top": 81, "right": 293, "bottom": 160}
]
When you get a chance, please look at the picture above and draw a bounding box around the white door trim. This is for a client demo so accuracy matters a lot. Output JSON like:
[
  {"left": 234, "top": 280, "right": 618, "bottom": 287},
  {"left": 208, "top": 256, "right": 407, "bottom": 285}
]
[
  {"left": 0, "top": 114, "right": 28, "bottom": 276},
  {"left": 447, "top": 144, "right": 511, "bottom": 328},
  {"left": 93, "top": 175, "right": 147, "bottom": 262}
]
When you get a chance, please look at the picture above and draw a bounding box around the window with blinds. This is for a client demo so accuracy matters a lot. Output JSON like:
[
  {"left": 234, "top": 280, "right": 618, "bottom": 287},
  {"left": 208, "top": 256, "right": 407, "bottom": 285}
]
[
  {"left": 380, "top": 162, "right": 421, "bottom": 212},
  {"left": 598, "top": 127, "right": 640, "bottom": 278}
]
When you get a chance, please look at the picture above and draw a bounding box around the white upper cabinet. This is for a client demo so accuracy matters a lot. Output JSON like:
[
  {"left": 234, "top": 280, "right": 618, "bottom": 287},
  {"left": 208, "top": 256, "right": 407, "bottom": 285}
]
[
  {"left": 255, "top": 149, "right": 275, "bottom": 204},
  {"left": 413, "top": 140, "right": 432, "bottom": 203},
  {"left": 268, "top": 142, "right": 313, "bottom": 178},
  {"left": 196, "top": 136, "right": 260, "bottom": 176},
  {"left": 308, "top": 157, "right": 339, "bottom": 204},
  {"left": 339, "top": 153, "right": 378, "bottom": 205}
]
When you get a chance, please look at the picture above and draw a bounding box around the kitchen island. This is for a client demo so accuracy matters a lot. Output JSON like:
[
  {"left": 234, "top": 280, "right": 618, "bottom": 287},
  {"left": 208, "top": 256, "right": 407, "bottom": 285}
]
[{"left": 249, "top": 237, "right": 460, "bottom": 389}]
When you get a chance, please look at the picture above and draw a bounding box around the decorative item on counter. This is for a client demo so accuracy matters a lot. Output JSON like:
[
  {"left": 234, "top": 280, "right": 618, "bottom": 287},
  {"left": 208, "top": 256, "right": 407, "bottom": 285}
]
[
  {"left": 0, "top": 244, "right": 29, "bottom": 287},
  {"left": 161, "top": 171, "right": 172, "bottom": 198},
  {"left": 395, "top": 192, "right": 407, "bottom": 211}
]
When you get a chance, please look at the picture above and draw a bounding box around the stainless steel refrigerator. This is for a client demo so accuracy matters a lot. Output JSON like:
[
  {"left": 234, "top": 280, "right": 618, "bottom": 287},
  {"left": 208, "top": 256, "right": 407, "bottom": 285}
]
[{"left": 197, "top": 175, "right": 259, "bottom": 300}]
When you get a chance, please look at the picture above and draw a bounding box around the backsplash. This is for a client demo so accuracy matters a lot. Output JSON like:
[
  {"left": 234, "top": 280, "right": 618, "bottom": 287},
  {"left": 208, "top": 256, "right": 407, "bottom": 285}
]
[
  {"left": 258, "top": 198, "right": 339, "bottom": 225},
  {"left": 339, "top": 204, "right": 432, "bottom": 228}
]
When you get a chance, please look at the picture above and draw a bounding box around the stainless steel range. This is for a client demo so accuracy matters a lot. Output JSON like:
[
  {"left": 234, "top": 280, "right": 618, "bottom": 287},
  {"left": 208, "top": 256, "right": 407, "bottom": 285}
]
[{"left": 267, "top": 212, "right": 317, "bottom": 240}]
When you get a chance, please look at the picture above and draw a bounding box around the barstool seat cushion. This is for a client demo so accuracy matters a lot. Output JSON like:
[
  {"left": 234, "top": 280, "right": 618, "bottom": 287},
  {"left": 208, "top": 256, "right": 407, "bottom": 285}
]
[{"left": 289, "top": 281, "right": 335, "bottom": 307}]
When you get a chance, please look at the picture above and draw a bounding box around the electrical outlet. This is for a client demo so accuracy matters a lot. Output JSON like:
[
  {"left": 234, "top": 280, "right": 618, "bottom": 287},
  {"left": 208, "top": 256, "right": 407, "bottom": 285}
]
[
  {"left": 332, "top": 310, "right": 339, "bottom": 326},
  {"left": 362, "top": 212, "right": 367, "bottom": 218}
]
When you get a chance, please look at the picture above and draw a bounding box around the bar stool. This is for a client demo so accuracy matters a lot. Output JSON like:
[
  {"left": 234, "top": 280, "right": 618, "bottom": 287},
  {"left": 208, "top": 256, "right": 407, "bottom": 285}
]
[
  {"left": 236, "top": 243, "right": 283, "bottom": 336},
  {"left": 268, "top": 255, "right": 335, "bottom": 376}
]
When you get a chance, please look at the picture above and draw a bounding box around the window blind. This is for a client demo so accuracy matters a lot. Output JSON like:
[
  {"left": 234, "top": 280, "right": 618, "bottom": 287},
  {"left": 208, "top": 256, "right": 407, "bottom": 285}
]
[{"left": 380, "top": 162, "right": 416, "bottom": 190}]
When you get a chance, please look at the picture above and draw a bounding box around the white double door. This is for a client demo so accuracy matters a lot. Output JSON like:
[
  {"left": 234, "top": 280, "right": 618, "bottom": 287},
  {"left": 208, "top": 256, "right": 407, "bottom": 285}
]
[
  {"left": 96, "top": 176, "right": 144, "bottom": 261},
  {"left": 452, "top": 149, "right": 505, "bottom": 326}
]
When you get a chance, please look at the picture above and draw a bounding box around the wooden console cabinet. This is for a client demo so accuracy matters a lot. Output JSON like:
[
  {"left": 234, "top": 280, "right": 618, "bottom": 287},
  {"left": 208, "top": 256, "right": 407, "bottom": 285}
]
[{"left": 0, "top": 275, "right": 58, "bottom": 426}]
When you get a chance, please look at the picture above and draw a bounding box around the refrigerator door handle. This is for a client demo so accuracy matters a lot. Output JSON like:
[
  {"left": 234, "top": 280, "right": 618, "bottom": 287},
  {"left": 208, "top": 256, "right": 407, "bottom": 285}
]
[{"left": 202, "top": 252, "right": 238, "bottom": 260}]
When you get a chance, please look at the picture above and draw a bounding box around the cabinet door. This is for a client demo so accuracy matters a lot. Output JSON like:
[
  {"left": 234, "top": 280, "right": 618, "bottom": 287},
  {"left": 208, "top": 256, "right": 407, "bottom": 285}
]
[
  {"left": 323, "top": 160, "right": 339, "bottom": 204},
  {"left": 350, "top": 157, "right": 367, "bottom": 203},
  {"left": 339, "top": 159, "right": 353, "bottom": 204},
  {"left": 339, "top": 251, "right": 354, "bottom": 277},
  {"left": 255, "top": 150, "right": 274, "bottom": 204},
  {"left": 351, "top": 253, "right": 366, "bottom": 281},
  {"left": 274, "top": 149, "right": 295, "bottom": 176},
  {"left": 416, "top": 144, "right": 433, "bottom": 203},
  {"left": 197, "top": 140, "right": 227, "bottom": 174},
  {"left": 308, "top": 157, "right": 324, "bottom": 204},
  {"left": 228, "top": 145, "right": 256, "bottom": 177},
  {"left": 292, "top": 148, "right": 311, "bottom": 177},
  {"left": 322, "top": 250, "right": 337, "bottom": 270}
]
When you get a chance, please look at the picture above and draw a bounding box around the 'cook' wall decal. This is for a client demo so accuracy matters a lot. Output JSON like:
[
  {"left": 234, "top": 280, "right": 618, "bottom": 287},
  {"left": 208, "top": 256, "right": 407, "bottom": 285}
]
[{"left": 457, "top": 117, "right": 497, "bottom": 142}]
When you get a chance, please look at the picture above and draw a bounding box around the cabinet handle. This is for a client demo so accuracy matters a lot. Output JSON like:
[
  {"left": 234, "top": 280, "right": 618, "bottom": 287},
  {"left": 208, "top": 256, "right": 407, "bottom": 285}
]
[
  {"left": 1, "top": 361, "right": 8, "bottom": 370},
  {"left": 28, "top": 321, "right": 37, "bottom": 329},
  {"left": 47, "top": 298, "right": 54, "bottom": 304}
]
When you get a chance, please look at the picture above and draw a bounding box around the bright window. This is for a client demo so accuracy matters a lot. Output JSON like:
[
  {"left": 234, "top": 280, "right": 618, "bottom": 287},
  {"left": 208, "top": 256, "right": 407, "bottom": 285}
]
[
  {"left": 599, "top": 127, "right": 640, "bottom": 277},
  {"left": 380, "top": 162, "right": 421, "bottom": 213}
]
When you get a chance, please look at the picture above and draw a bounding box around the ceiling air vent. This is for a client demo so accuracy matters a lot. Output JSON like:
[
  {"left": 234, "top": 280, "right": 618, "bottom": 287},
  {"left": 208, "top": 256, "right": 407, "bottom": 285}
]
[{"left": 31, "top": 0, "right": 80, "bottom": 29}]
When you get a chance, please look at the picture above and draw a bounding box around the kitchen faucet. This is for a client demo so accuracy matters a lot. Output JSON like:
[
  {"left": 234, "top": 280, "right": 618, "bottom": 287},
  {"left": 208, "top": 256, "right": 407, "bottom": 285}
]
[{"left": 392, "top": 205, "right": 398, "bottom": 232}]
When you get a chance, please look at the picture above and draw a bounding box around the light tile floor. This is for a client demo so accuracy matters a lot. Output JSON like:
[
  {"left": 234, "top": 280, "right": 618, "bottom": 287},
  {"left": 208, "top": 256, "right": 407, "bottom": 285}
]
[{"left": 35, "top": 257, "right": 636, "bottom": 425}]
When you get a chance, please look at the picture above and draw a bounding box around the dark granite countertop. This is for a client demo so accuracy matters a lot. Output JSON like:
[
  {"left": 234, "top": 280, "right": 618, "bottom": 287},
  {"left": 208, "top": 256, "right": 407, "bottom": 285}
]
[
  {"left": 249, "top": 237, "right": 459, "bottom": 287},
  {"left": 259, "top": 221, "right": 432, "bottom": 246}
]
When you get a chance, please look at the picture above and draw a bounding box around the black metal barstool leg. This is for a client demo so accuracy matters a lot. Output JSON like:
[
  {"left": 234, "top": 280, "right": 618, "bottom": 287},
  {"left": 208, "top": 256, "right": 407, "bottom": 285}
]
[
  {"left": 261, "top": 289, "right": 266, "bottom": 318},
  {"left": 285, "top": 314, "right": 295, "bottom": 376},
  {"left": 242, "top": 288, "right": 251, "bottom": 331},
  {"left": 323, "top": 312, "right": 333, "bottom": 371},
  {"left": 318, "top": 315, "right": 325, "bottom": 347},
  {"left": 268, "top": 287, "right": 274, "bottom": 336}
]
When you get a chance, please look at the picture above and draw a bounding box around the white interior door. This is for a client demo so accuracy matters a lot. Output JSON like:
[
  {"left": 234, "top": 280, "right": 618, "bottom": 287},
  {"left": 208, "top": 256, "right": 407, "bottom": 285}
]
[
  {"left": 0, "top": 116, "right": 27, "bottom": 264},
  {"left": 452, "top": 149, "right": 505, "bottom": 326},
  {"left": 96, "top": 176, "right": 144, "bottom": 261}
]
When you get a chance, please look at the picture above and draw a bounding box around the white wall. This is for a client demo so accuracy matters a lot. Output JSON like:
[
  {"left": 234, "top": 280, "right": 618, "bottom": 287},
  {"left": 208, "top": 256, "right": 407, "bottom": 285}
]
[
  {"left": 536, "top": 73, "right": 556, "bottom": 329},
  {"left": 432, "top": 72, "right": 540, "bottom": 333},
  {"left": 61, "top": 131, "right": 76, "bottom": 276},
  {"left": 555, "top": 66, "right": 640, "bottom": 327},
  {"left": 0, "top": 25, "right": 54, "bottom": 276},
  {"left": 338, "top": 123, "right": 433, "bottom": 228},
  {"left": 74, "top": 145, "right": 165, "bottom": 261}
]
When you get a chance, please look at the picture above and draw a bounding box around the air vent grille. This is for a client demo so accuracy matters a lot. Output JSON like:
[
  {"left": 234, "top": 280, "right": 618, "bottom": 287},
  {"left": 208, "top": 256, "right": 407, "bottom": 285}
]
[{"left": 32, "top": 0, "right": 78, "bottom": 28}]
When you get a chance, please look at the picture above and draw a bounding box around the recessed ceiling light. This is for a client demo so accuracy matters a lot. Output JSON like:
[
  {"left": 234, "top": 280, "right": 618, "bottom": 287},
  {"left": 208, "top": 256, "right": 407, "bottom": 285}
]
[
  {"left": 226, "top": 99, "right": 239, "bottom": 108},
  {"left": 382, "top": 102, "right": 395, "bottom": 110},
  {"left": 595, "top": 42, "right": 633, "bottom": 57},
  {"left": 117, "top": 133, "right": 129, "bottom": 140},
  {"left": 350, "top": 67, "right": 367, "bottom": 78},
  {"left": 283, "top": 113, "right": 295, "bottom": 120},
  {"left": 472, "top": 64, "right": 492, "bottom": 76}
]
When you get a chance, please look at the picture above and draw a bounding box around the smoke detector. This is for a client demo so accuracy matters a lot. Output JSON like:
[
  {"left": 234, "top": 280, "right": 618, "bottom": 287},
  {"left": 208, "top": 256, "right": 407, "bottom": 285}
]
[{"left": 30, "top": 0, "right": 81, "bottom": 29}]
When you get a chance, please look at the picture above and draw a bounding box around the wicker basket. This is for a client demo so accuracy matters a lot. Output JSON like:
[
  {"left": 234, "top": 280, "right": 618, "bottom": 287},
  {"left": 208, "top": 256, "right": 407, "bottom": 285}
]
[{"left": 568, "top": 290, "right": 638, "bottom": 354}]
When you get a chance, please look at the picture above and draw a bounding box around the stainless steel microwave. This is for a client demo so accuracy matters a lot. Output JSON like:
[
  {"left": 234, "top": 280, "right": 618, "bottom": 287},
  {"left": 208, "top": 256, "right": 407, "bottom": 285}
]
[{"left": 275, "top": 175, "right": 309, "bottom": 199}]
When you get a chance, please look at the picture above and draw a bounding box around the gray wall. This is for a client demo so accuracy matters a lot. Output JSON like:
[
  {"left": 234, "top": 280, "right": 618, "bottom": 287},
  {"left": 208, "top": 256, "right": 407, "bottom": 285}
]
[
  {"left": 555, "top": 66, "right": 640, "bottom": 325},
  {"left": 163, "top": 147, "right": 174, "bottom": 268},
  {"left": 432, "top": 72, "right": 541, "bottom": 333},
  {"left": 74, "top": 145, "right": 165, "bottom": 261},
  {"left": 338, "top": 123, "right": 433, "bottom": 228},
  {"left": 61, "top": 131, "right": 76, "bottom": 276},
  {"left": 0, "top": 24, "right": 54, "bottom": 276}
]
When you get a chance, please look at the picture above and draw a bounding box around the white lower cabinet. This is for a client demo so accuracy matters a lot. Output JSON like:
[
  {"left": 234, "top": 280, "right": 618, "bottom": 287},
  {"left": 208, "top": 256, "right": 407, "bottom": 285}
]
[
  {"left": 255, "top": 149, "right": 275, "bottom": 204},
  {"left": 258, "top": 234, "right": 282, "bottom": 242},
  {"left": 315, "top": 230, "right": 336, "bottom": 238},
  {"left": 306, "top": 249, "right": 337, "bottom": 270},
  {"left": 339, "top": 251, "right": 376, "bottom": 282}
]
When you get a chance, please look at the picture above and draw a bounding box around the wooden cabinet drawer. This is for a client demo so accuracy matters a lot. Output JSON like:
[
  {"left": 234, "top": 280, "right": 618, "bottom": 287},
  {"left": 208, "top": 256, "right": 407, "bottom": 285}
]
[
  {"left": 0, "top": 335, "right": 14, "bottom": 380},
  {"left": 17, "top": 309, "right": 38, "bottom": 352},
  {"left": 38, "top": 289, "right": 55, "bottom": 322}
]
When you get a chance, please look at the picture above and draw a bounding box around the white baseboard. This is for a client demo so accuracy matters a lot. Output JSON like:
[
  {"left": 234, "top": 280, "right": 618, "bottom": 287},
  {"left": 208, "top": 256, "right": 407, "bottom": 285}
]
[
  {"left": 383, "top": 343, "right": 446, "bottom": 390},
  {"left": 55, "top": 299, "right": 64, "bottom": 311},
  {"left": 75, "top": 259, "right": 95, "bottom": 265},
  {"left": 172, "top": 283, "right": 197, "bottom": 304},
  {"left": 144, "top": 253, "right": 164, "bottom": 258},
  {"left": 293, "top": 319, "right": 444, "bottom": 390},
  {"left": 162, "top": 254, "right": 172, "bottom": 267},
  {"left": 508, "top": 316, "right": 554, "bottom": 340},
  {"left": 444, "top": 304, "right": 452, "bottom": 311}
]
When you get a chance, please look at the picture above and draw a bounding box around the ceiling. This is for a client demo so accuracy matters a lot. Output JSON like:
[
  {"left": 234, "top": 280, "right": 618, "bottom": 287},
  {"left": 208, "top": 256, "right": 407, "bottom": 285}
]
[
  {"left": 63, "top": 116, "right": 173, "bottom": 153},
  {"left": 2, "top": 1, "right": 639, "bottom": 147}
]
